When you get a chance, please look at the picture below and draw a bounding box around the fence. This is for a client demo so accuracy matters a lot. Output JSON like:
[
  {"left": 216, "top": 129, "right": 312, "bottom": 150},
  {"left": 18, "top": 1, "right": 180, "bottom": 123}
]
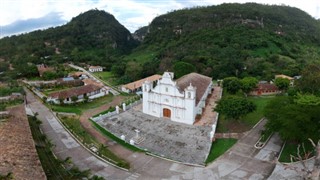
[{"left": 91, "top": 99, "right": 142, "bottom": 122}]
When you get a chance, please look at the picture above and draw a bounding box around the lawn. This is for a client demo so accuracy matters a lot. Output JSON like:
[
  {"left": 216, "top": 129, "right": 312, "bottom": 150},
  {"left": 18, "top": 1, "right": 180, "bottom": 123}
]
[
  {"left": 60, "top": 116, "right": 130, "bottom": 169},
  {"left": 93, "top": 71, "right": 118, "bottom": 86},
  {"left": 216, "top": 96, "right": 274, "bottom": 133},
  {"left": 205, "top": 138, "right": 237, "bottom": 164},
  {"left": 278, "top": 141, "right": 315, "bottom": 163},
  {"left": 50, "top": 94, "right": 115, "bottom": 115},
  {"left": 243, "top": 96, "right": 275, "bottom": 126}
]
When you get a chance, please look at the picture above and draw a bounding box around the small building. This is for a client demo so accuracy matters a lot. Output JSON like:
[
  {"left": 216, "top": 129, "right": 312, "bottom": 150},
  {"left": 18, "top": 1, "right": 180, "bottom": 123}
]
[
  {"left": 88, "top": 66, "right": 103, "bottom": 72},
  {"left": 47, "top": 84, "right": 106, "bottom": 104},
  {"left": 36, "top": 64, "right": 54, "bottom": 77},
  {"left": 121, "top": 74, "right": 162, "bottom": 93},
  {"left": 142, "top": 72, "right": 213, "bottom": 125},
  {"left": 82, "top": 78, "right": 110, "bottom": 94},
  {"left": 275, "top": 74, "right": 294, "bottom": 86},
  {"left": 250, "top": 82, "right": 280, "bottom": 96},
  {"left": 70, "top": 72, "right": 89, "bottom": 79}
]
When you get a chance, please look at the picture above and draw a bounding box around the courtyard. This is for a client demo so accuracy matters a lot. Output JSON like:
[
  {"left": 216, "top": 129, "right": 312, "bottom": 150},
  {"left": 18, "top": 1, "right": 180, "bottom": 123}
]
[{"left": 93, "top": 86, "right": 222, "bottom": 166}]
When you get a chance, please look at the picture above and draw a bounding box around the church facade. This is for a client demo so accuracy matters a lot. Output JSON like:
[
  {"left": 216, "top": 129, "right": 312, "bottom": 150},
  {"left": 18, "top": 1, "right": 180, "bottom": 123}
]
[{"left": 142, "top": 72, "right": 213, "bottom": 125}]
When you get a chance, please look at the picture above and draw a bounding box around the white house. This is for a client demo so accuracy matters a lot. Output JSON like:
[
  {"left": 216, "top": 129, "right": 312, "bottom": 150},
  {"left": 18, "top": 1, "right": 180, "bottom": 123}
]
[
  {"left": 142, "top": 72, "right": 213, "bottom": 125},
  {"left": 47, "top": 84, "right": 106, "bottom": 104},
  {"left": 88, "top": 66, "right": 103, "bottom": 72}
]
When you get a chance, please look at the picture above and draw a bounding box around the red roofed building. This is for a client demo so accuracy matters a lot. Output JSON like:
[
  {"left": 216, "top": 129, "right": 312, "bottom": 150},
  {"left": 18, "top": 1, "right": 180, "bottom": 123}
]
[
  {"left": 47, "top": 84, "right": 106, "bottom": 104},
  {"left": 250, "top": 82, "right": 280, "bottom": 96}
]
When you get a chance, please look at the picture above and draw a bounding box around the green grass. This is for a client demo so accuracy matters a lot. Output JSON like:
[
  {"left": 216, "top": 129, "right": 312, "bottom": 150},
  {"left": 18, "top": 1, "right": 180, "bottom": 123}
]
[
  {"left": 205, "top": 138, "right": 237, "bottom": 164},
  {"left": 216, "top": 95, "right": 275, "bottom": 133},
  {"left": 0, "top": 99, "right": 24, "bottom": 111},
  {"left": 243, "top": 96, "right": 275, "bottom": 126},
  {"left": 50, "top": 94, "right": 115, "bottom": 115},
  {"left": 60, "top": 116, "right": 130, "bottom": 169},
  {"left": 90, "top": 120, "right": 143, "bottom": 152},
  {"left": 279, "top": 141, "right": 315, "bottom": 163},
  {"left": 93, "top": 71, "right": 118, "bottom": 86},
  {"left": 122, "top": 49, "right": 157, "bottom": 64},
  {"left": 28, "top": 116, "right": 93, "bottom": 179}
]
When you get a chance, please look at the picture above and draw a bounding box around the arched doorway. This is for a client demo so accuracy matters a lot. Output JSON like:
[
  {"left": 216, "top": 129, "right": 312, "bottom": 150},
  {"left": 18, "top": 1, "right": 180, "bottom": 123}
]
[{"left": 163, "top": 108, "right": 171, "bottom": 118}]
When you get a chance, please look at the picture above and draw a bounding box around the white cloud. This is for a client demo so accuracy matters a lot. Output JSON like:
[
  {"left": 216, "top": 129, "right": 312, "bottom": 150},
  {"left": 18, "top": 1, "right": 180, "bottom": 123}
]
[{"left": 0, "top": 0, "right": 319, "bottom": 36}]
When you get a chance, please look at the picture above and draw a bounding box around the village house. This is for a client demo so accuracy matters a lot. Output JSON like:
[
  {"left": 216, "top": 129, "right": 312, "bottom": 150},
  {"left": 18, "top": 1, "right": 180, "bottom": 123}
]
[
  {"left": 121, "top": 74, "right": 162, "bottom": 94},
  {"left": 70, "top": 72, "right": 89, "bottom": 79},
  {"left": 47, "top": 84, "right": 106, "bottom": 104},
  {"left": 250, "top": 82, "right": 280, "bottom": 96},
  {"left": 82, "top": 78, "right": 110, "bottom": 94},
  {"left": 142, "top": 72, "right": 213, "bottom": 125},
  {"left": 88, "top": 66, "right": 103, "bottom": 72}
]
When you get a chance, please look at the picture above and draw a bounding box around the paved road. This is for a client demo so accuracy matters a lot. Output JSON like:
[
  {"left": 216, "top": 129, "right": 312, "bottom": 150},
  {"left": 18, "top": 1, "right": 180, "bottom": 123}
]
[
  {"left": 26, "top": 87, "right": 284, "bottom": 179},
  {"left": 68, "top": 64, "right": 120, "bottom": 95}
]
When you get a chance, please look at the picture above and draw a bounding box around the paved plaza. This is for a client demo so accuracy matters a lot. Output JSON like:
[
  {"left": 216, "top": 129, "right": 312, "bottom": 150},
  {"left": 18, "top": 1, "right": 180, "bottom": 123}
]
[{"left": 96, "top": 109, "right": 212, "bottom": 165}]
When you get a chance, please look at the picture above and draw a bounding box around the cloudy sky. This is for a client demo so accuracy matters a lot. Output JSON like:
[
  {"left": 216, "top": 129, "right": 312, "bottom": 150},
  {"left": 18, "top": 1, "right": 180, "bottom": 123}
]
[{"left": 0, "top": 0, "right": 320, "bottom": 38}]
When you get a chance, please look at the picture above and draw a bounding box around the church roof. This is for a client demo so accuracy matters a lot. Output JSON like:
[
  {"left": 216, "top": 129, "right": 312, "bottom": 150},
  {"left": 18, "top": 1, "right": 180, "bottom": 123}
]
[{"left": 176, "top": 73, "right": 212, "bottom": 105}]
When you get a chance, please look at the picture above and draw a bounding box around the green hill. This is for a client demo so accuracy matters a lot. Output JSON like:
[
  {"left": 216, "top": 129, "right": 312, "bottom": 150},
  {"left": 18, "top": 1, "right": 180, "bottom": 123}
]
[
  {"left": 0, "top": 9, "right": 138, "bottom": 72},
  {"left": 1, "top": 4, "right": 320, "bottom": 83},
  {"left": 122, "top": 3, "right": 320, "bottom": 80}
]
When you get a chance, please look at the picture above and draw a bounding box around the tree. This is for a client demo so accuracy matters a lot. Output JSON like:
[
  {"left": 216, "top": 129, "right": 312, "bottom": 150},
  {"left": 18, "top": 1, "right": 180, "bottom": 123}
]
[
  {"left": 124, "top": 61, "right": 142, "bottom": 81},
  {"left": 240, "top": 77, "right": 258, "bottom": 94},
  {"left": 173, "top": 61, "right": 196, "bottom": 78},
  {"left": 222, "top": 77, "right": 242, "bottom": 94},
  {"left": 274, "top": 77, "right": 290, "bottom": 91},
  {"left": 215, "top": 96, "right": 256, "bottom": 120},
  {"left": 296, "top": 64, "right": 320, "bottom": 95},
  {"left": 264, "top": 96, "right": 320, "bottom": 142}
]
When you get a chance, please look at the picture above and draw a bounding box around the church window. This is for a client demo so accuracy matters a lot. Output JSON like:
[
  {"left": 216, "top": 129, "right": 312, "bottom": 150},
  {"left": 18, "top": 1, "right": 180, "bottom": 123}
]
[
  {"left": 165, "top": 99, "right": 169, "bottom": 103},
  {"left": 188, "top": 92, "right": 191, "bottom": 98},
  {"left": 165, "top": 87, "right": 168, "bottom": 92}
]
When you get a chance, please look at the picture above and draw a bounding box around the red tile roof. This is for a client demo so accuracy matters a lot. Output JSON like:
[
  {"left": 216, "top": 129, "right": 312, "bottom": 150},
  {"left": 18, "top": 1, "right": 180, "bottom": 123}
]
[
  {"left": 257, "top": 83, "right": 279, "bottom": 91},
  {"left": 49, "top": 84, "right": 101, "bottom": 99},
  {"left": 123, "top": 74, "right": 162, "bottom": 91},
  {"left": 176, "top": 73, "right": 212, "bottom": 105}
]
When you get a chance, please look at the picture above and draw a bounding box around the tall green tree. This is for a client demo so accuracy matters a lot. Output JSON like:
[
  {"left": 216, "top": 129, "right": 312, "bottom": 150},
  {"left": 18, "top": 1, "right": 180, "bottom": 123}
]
[
  {"left": 215, "top": 96, "right": 256, "bottom": 120},
  {"left": 264, "top": 96, "right": 320, "bottom": 142},
  {"left": 173, "top": 61, "right": 196, "bottom": 78},
  {"left": 240, "top": 77, "right": 258, "bottom": 94},
  {"left": 274, "top": 77, "right": 290, "bottom": 91},
  {"left": 296, "top": 64, "right": 320, "bottom": 95},
  {"left": 222, "top": 77, "right": 242, "bottom": 94}
]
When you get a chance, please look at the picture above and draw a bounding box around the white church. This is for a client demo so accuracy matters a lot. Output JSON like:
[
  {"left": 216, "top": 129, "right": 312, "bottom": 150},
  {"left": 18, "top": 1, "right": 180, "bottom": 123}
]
[{"left": 142, "top": 72, "right": 213, "bottom": 125}]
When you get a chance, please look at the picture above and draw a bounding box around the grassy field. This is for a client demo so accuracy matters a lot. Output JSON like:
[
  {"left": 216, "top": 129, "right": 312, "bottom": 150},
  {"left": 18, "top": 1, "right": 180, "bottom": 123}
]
[
  {"left": 205, "top": 138, "right": 237, "bottom": 164},
  {"left": 60, "top": 116, "right": 130, "bottom": 169},
  {"left": 93, "top": 71, "right": 118, "bottom": 86},
  {"left": 216, "top": 95, "right": 274, "bottom": 133},
  {"left": 50, "top": 94, "right": 115, "bottom": 115},
  {"left": 91, "top": 120, "right": 143, "bottom": 152},
  {"left": 243, "top": 96, "right": 274, "bottom": 126},
  {"left": 278, "top": 141, "right": 315, "bottom": 162},
  {"left": 28, "top": 116, "right": 93, "bottom": 179}
]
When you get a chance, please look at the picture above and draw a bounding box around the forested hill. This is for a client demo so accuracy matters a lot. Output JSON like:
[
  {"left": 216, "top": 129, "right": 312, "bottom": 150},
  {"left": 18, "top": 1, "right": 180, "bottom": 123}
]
[
  {"left": 0, "top": 9, "right": 138, "bottom": 69},
  {"left": 124, "top": 3, "right": 320, "bottom": 81}
]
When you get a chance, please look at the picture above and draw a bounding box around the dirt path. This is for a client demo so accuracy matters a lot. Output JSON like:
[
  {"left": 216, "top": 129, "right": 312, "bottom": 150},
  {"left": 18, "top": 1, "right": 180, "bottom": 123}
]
[{"left": 79, "top": 96, "right": 123, "bottom": 144}]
